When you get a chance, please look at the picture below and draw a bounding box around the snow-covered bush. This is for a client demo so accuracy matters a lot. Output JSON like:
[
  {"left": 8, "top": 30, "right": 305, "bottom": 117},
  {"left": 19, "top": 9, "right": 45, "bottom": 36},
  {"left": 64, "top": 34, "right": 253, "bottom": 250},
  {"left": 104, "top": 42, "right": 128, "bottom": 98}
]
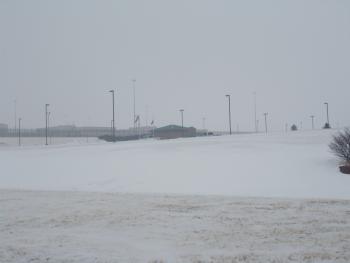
[{"left": 329, "top": 128, "right": 350, "bottom": 165}]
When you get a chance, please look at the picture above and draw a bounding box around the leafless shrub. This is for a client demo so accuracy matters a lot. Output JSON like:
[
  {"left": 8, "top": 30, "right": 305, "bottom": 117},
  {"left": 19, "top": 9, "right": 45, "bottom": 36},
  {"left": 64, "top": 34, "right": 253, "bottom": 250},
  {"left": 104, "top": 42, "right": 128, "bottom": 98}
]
[{"left": 329, "top": 128, "right": 350, "bottom": 164}]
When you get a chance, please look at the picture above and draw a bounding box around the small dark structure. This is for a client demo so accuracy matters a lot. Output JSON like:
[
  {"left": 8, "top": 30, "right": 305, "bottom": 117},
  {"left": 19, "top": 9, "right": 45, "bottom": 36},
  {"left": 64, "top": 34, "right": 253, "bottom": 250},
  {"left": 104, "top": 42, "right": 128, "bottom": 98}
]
[
  {"left": 291, "top": 124, "right": 298, "bottom": 131},
  {"left": 154, "top": 125, "right": 196, "bottom": 140}
]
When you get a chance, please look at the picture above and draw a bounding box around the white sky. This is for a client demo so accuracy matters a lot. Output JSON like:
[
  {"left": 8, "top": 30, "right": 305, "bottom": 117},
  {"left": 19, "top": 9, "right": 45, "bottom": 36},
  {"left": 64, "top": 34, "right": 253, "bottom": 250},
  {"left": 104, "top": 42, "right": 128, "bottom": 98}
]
[{"left": 0, "top": 0, "right": 349, "bottom": 131}]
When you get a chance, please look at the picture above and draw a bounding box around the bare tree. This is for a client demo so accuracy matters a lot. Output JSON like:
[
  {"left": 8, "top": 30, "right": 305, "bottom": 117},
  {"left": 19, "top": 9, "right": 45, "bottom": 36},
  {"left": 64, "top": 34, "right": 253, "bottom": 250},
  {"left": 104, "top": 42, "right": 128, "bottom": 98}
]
[{"left": 329, "top": 128, "right": 350, "bottom": 164}]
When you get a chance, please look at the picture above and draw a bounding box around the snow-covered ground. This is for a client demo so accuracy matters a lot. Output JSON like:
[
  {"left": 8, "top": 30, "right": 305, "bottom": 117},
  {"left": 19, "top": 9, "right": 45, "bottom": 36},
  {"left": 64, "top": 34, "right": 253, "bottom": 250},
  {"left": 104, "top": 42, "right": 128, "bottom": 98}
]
[
  {"left": 1, "top": 129, "right": 350, "bottom": 262},
  {"left": 0, "top": 129, "right": 349, "bottom": 198},
  {"left": 1, "top": 190, "right": 349, "bottom": 262},
  {"left": 0, "top": 136, "right": 101, "bottom": 147}
]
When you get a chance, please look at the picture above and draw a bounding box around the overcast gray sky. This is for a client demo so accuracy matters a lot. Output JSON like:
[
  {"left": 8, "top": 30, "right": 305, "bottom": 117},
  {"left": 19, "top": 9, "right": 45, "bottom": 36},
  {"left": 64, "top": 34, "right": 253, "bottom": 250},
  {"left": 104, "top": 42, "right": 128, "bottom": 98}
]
[{"left": 0, "top": 0, "right": 349, "bottom": 131}]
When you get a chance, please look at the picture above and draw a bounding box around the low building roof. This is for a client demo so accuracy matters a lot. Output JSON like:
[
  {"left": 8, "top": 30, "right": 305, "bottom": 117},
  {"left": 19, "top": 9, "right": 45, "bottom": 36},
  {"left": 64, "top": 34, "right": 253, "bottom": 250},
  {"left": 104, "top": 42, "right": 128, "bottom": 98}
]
[{"left": 155, "top": 125, "right": 195, "bottom": 131}]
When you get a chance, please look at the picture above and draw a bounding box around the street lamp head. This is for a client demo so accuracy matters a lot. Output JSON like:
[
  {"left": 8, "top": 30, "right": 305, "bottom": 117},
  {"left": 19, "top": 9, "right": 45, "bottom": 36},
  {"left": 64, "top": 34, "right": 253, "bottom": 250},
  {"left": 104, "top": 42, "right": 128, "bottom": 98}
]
[
  {"left": 225, "top": 94, "right": 230, "bottom": 98},
  {"left": 180, "top": 109, "right": 184, "bottom": 112},
  {"left": 324, "top": 102, "right": 328, "bottom": 105},
  {"left": 46, "top": 103, "right": 49, "bottom": 106},
  {"left": 109, "top": 90, "right": 114, "bottom": 93}
]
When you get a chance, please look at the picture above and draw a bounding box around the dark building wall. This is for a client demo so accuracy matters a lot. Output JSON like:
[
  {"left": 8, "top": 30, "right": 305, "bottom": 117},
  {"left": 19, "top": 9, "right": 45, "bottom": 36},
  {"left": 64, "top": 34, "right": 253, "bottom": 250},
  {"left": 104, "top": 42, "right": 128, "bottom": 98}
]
[{"left": 154, "top": 125, "right": 196, "bottom": 139}]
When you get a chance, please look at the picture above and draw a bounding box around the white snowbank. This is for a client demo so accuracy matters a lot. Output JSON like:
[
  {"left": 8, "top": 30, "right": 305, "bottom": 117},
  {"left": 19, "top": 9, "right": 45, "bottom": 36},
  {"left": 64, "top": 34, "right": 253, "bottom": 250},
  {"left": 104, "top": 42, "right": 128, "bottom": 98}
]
[{"left": 0, "top": 129, "right": 349, "bottom": 199}]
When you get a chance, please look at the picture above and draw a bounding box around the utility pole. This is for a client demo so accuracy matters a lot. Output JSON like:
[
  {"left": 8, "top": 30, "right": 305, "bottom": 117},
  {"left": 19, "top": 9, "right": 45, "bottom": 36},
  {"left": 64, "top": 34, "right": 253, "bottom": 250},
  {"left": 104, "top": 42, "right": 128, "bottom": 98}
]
[
  {"left": 180, "top": 109, "right": 184, "bottom": 137},
  {"left": 132, "top": 79, "right": 136, "bottom": 129},
  {"left": 145, "top": 105, "right": 149, "bottom": 127},
  {"left": 263, "top": 112, "right": 268, "bottom": 134},
  {"left": 225, "top": 95, "right": 232, "bottom": 135},
  {"left": 310, "top": 115, "right": 315, "bottom": 130},
  {"left": 324, "top": 102, "right": 330, "bottom": 128},
  {"left": 253, "top": 92, "right": 257, "bottom": 132},
  {"left": 45, "top": 104, "right": 49, "bottom": 145},
  {"left": 14, "top": 99, "right": 17, "bottom": 136},
  {"left": 109, "top": 89, "right": 115, "bottom": 140},
  {"left": 18, "top": 118, "right": 21, "bottom": 146},
  {"left": 136, "top": 115, "right": 141, "bottom": 139},
  {"left": 151, "top": 116, "right": 155, "bottom": 138},
  {"left": 48, "top": 112, "right": 51, "bottom": 144},
  {"left": 180, "top": 109, "right": 184, "bottom": 128}
]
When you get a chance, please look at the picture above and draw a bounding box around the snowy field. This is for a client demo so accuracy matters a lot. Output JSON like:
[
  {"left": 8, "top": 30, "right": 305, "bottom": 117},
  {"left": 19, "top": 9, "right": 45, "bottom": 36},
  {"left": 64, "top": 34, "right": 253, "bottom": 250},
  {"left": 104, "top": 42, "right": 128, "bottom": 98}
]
[
  {"left": 0, "top": 136, "right": 101, "bottom": 147},
  {"left": 1, "top": 190, "right": 350, "bottom": 262},
  {"left": 1, "top": 129, "right": 350, "bottom": 262},
  {"left": 0, "top": 129, "right": 349, "bottom": 198}
]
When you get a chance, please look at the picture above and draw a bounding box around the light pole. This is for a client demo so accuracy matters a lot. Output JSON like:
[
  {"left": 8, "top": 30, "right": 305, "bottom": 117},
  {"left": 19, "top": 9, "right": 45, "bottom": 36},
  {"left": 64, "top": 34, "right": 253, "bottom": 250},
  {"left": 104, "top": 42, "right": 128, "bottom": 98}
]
[
  {"left": 253, "top": 92, "right": 257, "bottom": 133},
  {"left": 132, "top": 79, "right": 136, "bottom": 129},
  {"left": 18, "top": 118, "right": 21, "bottom": 146},
  {"left": 145, "top": 105, "right": 149, "bottom": 127},
  {"left": 263, "top": 112, "right": 268, "bottom": 134},
  {"left": 225, "top": 95, "right": 232, "bottom": 135},
  {"left": 180, "top": 109, "right": 184, "bottom": 127},
  {"left": 14, "top": 99, "right": 17, "bottom": 135},
  {"left": 202, "top": 117, "right": 208, "bottom": 136},
  {"left": 48, "top": 112, "right": 51, "bottom": 144},
  {"left": 310, "top": 115, "right": 315, "bottom": 130},
  {"left": 45, "top": 104, "right": 49, "bottom": 145},
  {"left": 180, "top": 109, "right": 184, "bottom": 137},
  {"left": 109, "top": 89, "right": 115, "bottom": 140},
  {"left": 324, "top": 102, "right": 330, "bottom": 128}
]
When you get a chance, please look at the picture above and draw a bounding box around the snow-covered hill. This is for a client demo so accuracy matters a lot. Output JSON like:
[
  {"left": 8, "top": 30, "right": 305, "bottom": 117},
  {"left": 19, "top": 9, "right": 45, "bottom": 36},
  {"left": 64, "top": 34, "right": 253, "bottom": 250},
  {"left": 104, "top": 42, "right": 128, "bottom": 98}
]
[{"left": 1, "top": 129, "right": 349, "bottom": 199}]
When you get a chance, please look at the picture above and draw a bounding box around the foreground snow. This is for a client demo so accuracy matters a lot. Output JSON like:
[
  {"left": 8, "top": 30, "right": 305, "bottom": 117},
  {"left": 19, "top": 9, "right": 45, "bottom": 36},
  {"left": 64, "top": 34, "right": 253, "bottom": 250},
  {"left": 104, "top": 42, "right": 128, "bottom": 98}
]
[
  {"left": 0, "top": 129, "right": 349, "bottom": 198},
  {"left": 1, "top": 190, "right": 349, "bottom": 263}
]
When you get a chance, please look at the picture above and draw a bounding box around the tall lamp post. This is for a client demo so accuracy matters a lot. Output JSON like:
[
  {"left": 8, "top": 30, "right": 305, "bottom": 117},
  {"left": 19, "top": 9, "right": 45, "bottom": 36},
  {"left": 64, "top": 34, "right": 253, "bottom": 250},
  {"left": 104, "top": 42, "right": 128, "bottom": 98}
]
[
  {"left": 263, "top": 112, "right": 268, "bottom": 134},
  {"left": 45, "top": 104, "right": 49, "bottom": 145},
  {"left": 310, "top": 115, "right": 315, "bottom": 130},
  {"left": 18, "top": 118, "right": 21, "bottom": 146},
  {"left": 225, "top": 95, "right": 232, "bottom": 135},
  {"left": 253, "top": 92, "right": 257, "bottom": 133},
  {"left": 324, "top": 102, "right": 330, "bottom": 128},
  {"left": 132, "top": 79, "right": 136, "bottom": 129},
  {"left": 109, "top": 89, "right": 115, "bottom": 140},
  {"left": 14, "top": 99, "right": 17, "bottom": 135},
  {"left": 180, "top": 109, "right": 184, "bottom": 137},
  {"left": 180, "top": 109, "right": 184, "bottom": 128},
  {"left": 48, "top": 112, "right": 51, "bottom": 144}
]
